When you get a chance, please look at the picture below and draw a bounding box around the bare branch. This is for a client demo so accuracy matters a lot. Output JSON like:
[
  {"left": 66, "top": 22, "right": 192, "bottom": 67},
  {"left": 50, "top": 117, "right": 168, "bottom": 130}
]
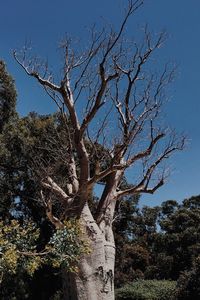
[
  {"left": 14, "top": 1, "right": 186, "bottom": 241},
  {"left": 101, "top": 0, "right": 144, "bottom": 65},
  {"left": 41, "top": 176, "right": 72, "bottom": 204},
  {"left": 116, "top": 134, "right": 185, "bottom": 198},
  {"left": 13, "top": 50, "right": 61, "bottom": 92},
  {"left": 78, "top": 1, "right": 144, "bottom": 138},
  {"left": 126, "top": 132, "right": 165, "bottom": 165},
  {"left": 40, "top": 190, "right": 64, "bottom": 229}
]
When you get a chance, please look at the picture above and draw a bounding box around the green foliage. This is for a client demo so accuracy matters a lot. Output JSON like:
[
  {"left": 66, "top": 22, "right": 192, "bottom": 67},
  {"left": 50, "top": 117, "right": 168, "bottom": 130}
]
[
  {"left": 152, "top": 196, "right": 200, "bottom": 280},
  {"left": 0, "top": 60, "right": 17, "bottom": 133},
  {"left": 46, "top": 219, "right": 90, "bottom": 272},
  {"left": 116, "top": 280, "right": 176, "bottom": 300},
  {"left": 114, "top": 193, "right": 143, "bottom": 287},
  {"left": 115, "top": 280, "right": 176, "bottom": 300},
  {"left": 0, "top": 111, "right": 69, "bottom": 220},
  {"left": 114, "top": 197, "right": 160, "bottom": 287},
  {"left": 114, "top": 195, "right": 200, "bottom": 287},
  {"left": 0, "top": 61, "right": 18, "bottom": 219},
  {"left": 0, "top": 219, "right": 41, "bottom": 277},
  {"left": 175, "top": 256, "right": 200, "bottom": 300},
  {"left": 0, "top": 219, "right": 89, "bottom": 286}
]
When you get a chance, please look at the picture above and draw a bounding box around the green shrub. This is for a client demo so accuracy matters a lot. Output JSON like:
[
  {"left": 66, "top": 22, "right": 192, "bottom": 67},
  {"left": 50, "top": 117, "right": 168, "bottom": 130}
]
[{"left": 115, "top": 280, "right": 176, "bottom": 300}]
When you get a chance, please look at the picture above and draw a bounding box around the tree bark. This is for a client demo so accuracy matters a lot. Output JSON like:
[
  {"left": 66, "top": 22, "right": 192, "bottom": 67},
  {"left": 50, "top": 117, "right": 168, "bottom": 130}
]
[{"left": 63, "top": 203, "right": 115, "bottom": 300}]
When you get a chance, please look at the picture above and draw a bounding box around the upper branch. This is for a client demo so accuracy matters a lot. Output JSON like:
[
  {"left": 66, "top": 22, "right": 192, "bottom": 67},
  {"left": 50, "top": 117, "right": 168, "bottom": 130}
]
[
  {"left": 101, "top": 0, "right": 144, "bottom": 65},
  {"left": 13, "top": 50, "right": 61, "bottom": 92},
  {"left": 126, "top": 131, "right": 165, "bottom": 165},
  {"left": 116, "top": 134, "right": 186, "bottom": 198},
  {"left": 79, "top": 1, "right": 144, "bottom": 138}
]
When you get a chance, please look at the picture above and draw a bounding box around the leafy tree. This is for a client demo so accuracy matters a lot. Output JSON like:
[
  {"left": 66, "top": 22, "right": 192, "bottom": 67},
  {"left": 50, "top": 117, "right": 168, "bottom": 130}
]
[
  {"left": 175, "top": 256, "right": 200, "bottom": 300},
  {"left": 115, "top": 195, "right": 200, "bottom": 286},
  {"left": 155, "top": 196, "right": 200, "bottom": 279},
  {"left": 138, "top": 196, "right": 200, "bottom": 281},
  {"left": 0, "top": 60, "right": 18, "bottom": 219},
  {"left": 0, "top": 219, "right": 88, "bottom": 299},
  {"left": 114, "top": 194, "right": 145, "bottom": 287},
  {"left": 0, "top": 60, "right": 17, "bottom": 133},
  {"left": 114, "top": 199, "right": 161, "bottom": 286},
  {"left": 0, "top": 111, "right": 88, "bottom": 298}
]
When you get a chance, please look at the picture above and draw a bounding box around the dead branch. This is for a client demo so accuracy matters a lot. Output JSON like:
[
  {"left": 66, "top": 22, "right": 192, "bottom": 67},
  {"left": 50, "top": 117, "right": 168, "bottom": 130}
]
[
  {"left": 40, "top": 190, "right": 64, "bottom": 229},
  {"left": 14, "top": 0, "right": 186, "bottom": 238}
]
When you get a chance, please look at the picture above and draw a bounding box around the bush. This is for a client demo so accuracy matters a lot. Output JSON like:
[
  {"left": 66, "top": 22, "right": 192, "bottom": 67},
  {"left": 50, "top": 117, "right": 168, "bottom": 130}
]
[{"left": 115, "top": 280, "right": 176, "bottom": 300}]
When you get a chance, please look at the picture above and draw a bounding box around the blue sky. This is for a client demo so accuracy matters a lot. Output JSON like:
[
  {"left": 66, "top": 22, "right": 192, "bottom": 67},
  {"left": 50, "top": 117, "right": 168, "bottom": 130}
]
[{"left": 1, "top": 0, "right": 200, "bottom": 206}]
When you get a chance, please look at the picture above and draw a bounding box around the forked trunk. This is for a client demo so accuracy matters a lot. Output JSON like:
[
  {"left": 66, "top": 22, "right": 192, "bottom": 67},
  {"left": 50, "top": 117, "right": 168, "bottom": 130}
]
[{"left": 63, "top": 204, "right": 115, "bottom": 300}]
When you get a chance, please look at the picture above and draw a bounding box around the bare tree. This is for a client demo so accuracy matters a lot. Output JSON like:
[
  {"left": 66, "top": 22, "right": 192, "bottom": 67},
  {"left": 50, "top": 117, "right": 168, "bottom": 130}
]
[{"left": 14, "top": 1, "right": 185, "bottom": 299}]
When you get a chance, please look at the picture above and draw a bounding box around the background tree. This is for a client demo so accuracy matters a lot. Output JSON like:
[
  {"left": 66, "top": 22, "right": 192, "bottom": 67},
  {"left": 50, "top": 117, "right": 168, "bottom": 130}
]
[
  {"left": 0, "top": 109, "right": 85, "bottom": 299},
  {"left": 114, "top": 198, "right": 161, "bottom": 287},
  {"left": 0, "top": 60, "right": 17, "bottom": 133},
  {"left": 150, "top": 196, "right": 200, "bottom": 280},
  {"left": 175, "top": 256, "right": 200, "bottom": 300},
  {"left": 0, "top": 60, "right": 18, "bottom": 219},
  {"left": 114, "top": 195, "right": 200, "bottom": 290},
  {"left": 12, "top": 1, "right": 185, "bottom": 299},
  {"left": 113, "top": 191, "right": 143, "bottom": 286},
  {"left": 0, "top": 64, "right": 83, "bottom": 298}
]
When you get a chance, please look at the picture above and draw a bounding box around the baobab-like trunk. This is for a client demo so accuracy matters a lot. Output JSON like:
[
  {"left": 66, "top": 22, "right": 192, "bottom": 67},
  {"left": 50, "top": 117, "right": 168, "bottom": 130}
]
[
  {"left": 13, "top": 2, "right": 185, "bottom": 299},
  {"left": 63, "top": 203, "right": 115, "bottom": 300}
]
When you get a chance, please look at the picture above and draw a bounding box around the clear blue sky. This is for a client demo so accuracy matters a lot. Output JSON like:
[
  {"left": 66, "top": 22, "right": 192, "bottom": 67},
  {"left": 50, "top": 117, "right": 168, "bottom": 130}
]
[{"left": 1, "top": 0, "right": 200, "bottom": 206}]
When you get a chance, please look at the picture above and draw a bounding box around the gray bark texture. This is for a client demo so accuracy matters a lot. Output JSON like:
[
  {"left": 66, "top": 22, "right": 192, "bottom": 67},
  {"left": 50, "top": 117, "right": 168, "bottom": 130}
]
[{"left": 63, "top": 204, "right": 115, "bottom": 300}]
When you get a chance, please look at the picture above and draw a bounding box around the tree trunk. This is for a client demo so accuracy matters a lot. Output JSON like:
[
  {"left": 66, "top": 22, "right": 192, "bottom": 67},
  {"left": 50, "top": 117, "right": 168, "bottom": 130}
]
[{"left": 63, "top": 203, "right": 116, "bottom": 300}]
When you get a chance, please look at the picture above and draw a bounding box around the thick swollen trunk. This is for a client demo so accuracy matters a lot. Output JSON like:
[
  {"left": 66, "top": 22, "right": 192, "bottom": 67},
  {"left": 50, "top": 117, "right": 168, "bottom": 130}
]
[{"left": 63, "top": 204, "right": 116, "bottom": 300}]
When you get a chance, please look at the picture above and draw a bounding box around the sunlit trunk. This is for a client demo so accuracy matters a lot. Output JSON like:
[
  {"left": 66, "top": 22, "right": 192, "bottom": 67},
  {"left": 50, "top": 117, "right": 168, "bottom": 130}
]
[{"left": 63, "top": 203, "right": 115, "bottom": 300}]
